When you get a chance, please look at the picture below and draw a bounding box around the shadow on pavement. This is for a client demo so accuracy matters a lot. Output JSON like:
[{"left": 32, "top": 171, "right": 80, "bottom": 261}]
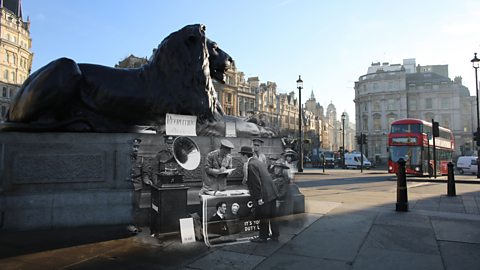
[{"left": 0, "top": 225, "right": 131, "bottom": 259}]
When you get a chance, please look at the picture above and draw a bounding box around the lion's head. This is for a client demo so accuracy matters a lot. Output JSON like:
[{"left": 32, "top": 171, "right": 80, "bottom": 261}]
[
  {"left": 147, "top": 24, "right": 234, "bottom": 122},
  {"left": 207, "top": 38, "right": 234, "bottom": 84}
]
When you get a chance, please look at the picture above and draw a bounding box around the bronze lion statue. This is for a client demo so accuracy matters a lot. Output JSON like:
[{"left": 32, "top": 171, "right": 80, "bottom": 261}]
[{"left": 2, "top": 24, "right": 234, "bottom": 133}]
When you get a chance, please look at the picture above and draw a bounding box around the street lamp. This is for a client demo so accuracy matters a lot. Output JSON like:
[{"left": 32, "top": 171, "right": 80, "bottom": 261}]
[
  {"left": 471, "top": 53, "right": 480, "bottom": 178},
  {"left": 297, "top": 75, "right": 303, "bottom": 172},
  {"left": 341, "top": 112, "right": 346, "bottom": 169}
]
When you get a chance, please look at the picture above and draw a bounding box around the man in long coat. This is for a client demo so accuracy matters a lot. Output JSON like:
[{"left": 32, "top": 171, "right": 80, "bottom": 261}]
[{"left": 239, "top": 145, "right": 279, "bottom": 242}]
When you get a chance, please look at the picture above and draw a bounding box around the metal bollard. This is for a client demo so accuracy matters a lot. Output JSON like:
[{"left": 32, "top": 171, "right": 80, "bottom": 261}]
[
  {"left": 447, "top": 162, "right": 456, "bottom": 196},
  {"left": 396, "top": 158, "right": 408, "bottom": 212}
]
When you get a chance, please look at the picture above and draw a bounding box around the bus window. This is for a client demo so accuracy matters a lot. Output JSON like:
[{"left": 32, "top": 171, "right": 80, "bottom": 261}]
[
  {"left": 390, "top": 146, "right": 421, "bottom": 165},
  {"left": 391, "top": 124, "right": 421, "bottom": 134}
]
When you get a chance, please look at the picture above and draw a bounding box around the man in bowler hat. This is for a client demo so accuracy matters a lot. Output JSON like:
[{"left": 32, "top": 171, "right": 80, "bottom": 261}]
[{"left": 239, "top": 145, "right": 279, "bottom": 242}]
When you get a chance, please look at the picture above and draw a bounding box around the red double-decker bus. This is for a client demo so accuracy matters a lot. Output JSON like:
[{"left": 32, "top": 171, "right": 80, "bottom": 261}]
[{"left": 388, "top": 118, "right": 454, "bottom": 176}]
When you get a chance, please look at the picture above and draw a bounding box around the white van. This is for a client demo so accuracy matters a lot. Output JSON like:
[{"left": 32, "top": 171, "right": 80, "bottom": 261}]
[
  {"left": 345, "top": 153, "right": 371, "bottom": 169},
  {"left": 456, "top": 156, "right": 478, "bottom": 175}
]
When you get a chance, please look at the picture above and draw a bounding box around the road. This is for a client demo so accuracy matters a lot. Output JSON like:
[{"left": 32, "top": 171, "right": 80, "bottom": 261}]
[
  {"left": 293, "top": 168, "right": 480, "bottom": 211},
  {"left": 294, "top": 169, "right": 394, "bottom": 192}
]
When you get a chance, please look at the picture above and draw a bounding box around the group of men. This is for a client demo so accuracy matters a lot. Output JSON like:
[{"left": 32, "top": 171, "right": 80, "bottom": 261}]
[{"left": 201, "top": 138, "right": 294, "bottom": 243}]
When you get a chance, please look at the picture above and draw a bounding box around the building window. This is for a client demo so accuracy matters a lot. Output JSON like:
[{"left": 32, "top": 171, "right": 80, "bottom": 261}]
[
  {"left": 387, "top": 114, "right": 397, "bottom": 130},
  {"left": 362, "top": 116, "right": 368, "bottom": 131},
  {"left": 373, "top": 101, "right": 380, "bottom": 111},
  {"left": 441, "top": 114, "right": 450, "bottom": 128},
  {"left": 2, "top": 87, "right": 6, "bottom": 97},
  {"left": 441, "top": 97, "right": 450, "bottom": 108},
  {"left": 425, "top": 98, "right": 433, "bottom": 109},
  {"left": 374, "top": 142, "right": 381, "bottom": 155},
  {"left": 425, "top": 112, "right": 434, "bottom": 121},
  {"left": 9, "top": 89, "right": 14, "bottom": 97},
  {"left": 409, "top": 99, "right": 417, "bottom": 110},
  {"left": 4, "top": 70, "right": 8, "bottom": 80},
  {"left": 387, "top": 99, "right": 395, "bottom": 110},
  {"left": 373, "top": 114, "right": 381, "bottom": 131}
]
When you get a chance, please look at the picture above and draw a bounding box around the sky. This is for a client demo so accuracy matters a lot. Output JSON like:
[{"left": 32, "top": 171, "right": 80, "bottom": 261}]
[{"left": 21, "top": 0, "right": 480, "bottom": 122}]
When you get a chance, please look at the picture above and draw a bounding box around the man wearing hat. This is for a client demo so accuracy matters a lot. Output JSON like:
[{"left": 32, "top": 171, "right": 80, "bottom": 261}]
[
  {"left": 239, "top": 145, "right": 279, "bottom": 243},
  {"left": 271, "top": 160, "right": 290, "bottom": 216},
  {"left": 200, "top": 139, "right": 235, "bottom": 195},
  {"left": 282, "top": 149, "right": 297, "bottom": 182}
]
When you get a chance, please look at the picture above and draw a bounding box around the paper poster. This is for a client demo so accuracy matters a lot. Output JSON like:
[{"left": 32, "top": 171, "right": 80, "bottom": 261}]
[
  {"left": 165, "top": 113, "right": 197, "bottom": 136},
  {"left": 225, "top": 121, "right": 236, "bottom": 137},
  {"left": 179, "top": 217, "right": 196, "bottom": 244},
  {"left": 201, "top": 190, "right": 260, "bottom": 247}
]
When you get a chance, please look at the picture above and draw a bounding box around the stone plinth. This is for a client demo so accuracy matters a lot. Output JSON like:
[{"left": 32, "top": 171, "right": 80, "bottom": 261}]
[
  {"left": 0, "top": 133, "right": 303, "bottom": 231},
  {"left": 0, "top": 132, "right": 138, "bottom": 230}
]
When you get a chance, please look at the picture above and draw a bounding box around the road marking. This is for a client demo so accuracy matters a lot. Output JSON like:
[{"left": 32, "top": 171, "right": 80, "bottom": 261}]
[{"left": 408, "top": 182, "right": 431, "bottom": 188}]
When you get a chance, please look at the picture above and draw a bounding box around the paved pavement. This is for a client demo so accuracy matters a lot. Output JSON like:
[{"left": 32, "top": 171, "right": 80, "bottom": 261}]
[{"left": 1, "top": 169, "right": 480, "bottom": 269}]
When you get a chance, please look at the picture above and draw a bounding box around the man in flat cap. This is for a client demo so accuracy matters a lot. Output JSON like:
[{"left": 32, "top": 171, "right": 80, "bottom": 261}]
[{"left": 200, "top": 139, "right": 235, "bottom": 195}]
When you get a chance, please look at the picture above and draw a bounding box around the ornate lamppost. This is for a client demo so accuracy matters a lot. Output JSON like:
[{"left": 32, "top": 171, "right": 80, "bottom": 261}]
[
  {"left": 341, "top": 112, "right": 346, "bottom": 169},
  {"left": 471, "top": 53, "right": 480, "bottom": 178},
  {"left": 297, "top": 75, "right": 303, "bottom": 172}
]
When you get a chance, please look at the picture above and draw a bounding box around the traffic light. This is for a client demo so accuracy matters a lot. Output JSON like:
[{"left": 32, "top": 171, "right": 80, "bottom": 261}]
[
  {"left": 361, "top": 134, "right": 368, "bottom": 144},
  {"left": 474, "top": 129, "right": 480, "bottom": 146},
  {"left": 356, "top": 135, "right": 362, "bottom": 145},
  {"left": 432, "top": 121, "right": 439, "bottom": 137}
]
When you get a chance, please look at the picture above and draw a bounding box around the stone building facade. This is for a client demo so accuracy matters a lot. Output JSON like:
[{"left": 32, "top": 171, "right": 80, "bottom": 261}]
[
  {"left": 354, "top": 58, "right": 475, "bottom": 163},
  {"left": 0, "top": 0, "right": 33, "bottom": 120}
]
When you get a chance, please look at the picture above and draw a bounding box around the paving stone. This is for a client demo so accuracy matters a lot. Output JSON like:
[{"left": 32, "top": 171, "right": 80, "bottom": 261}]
[
  {"left": 188, "top": 250, "right": 265, "bottom": 270},
  {"left": 374, "top": 211, "right": 432, "bottom": 229},
  {"left": 431, "top": 217, "right": 480, "bottom": 244},
  {"left": 307, "top": 211, "right": 377, "bottom": 233},
  {"left": 279, "top": 229, "right": 368, "bottom": 261},
  {"left": 439, "top": 241, "right": 480, "bottom": 270},
  {"left": 362, "top": 224, "right": 439, "bottom": 255},
  {"left": 305, "top": 200, "right": 342, "bottom": 214},
  {"left": 255, "top": 252, "right": 351, "bottom": 270},
  {"left": 353, "top": 247, "right": 443, "bottom": 270}
]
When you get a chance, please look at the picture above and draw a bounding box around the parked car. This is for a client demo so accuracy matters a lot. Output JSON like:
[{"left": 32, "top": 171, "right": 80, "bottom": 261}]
[{"left": 456, "top": 156, "right": 478, "bottom": 175}]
